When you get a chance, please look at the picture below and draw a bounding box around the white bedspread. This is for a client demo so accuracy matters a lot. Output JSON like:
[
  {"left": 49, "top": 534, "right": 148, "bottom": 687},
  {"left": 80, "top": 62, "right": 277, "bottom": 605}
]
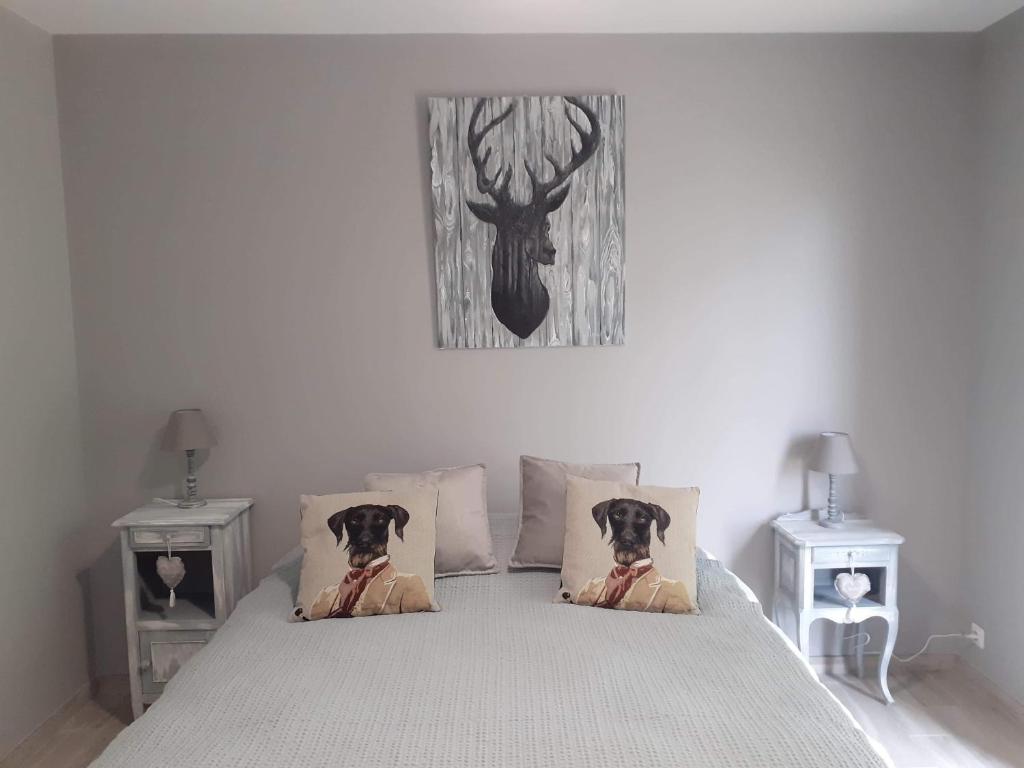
[{"left": 92, "top": 517, "right": 891, "bottom": 767}]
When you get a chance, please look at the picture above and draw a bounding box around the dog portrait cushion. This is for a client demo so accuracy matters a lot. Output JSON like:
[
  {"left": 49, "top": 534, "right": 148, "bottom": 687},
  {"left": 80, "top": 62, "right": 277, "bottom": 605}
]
[
  {"left": 294, "top": 488, "right": 439, "bottom": 621},
  {"left": 365, "top": 464, "right": 497, "bottom": 577},
  {"left": 510, "top": 455, "right": 641, "bottom": 569},
  {"left": 559, "top": 476, "right": 700, "bottom": 614}
]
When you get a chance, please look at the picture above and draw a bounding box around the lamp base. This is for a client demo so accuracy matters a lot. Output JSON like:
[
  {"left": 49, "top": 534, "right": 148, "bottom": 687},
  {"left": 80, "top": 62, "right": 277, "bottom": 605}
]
[
  {"left": 178, "top": 449, "right": 207, "bottom": 509},
  {"left": 819, "top": 473, "right": 846, "bottom": 527}
]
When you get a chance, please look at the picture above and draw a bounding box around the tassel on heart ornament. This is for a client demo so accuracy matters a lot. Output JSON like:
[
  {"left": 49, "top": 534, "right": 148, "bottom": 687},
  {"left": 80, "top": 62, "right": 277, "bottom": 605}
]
[
  {"left": 835, "top": 554, "right": 870, "bottom": 623},
  {"left": 156, "top": 540, "right": 186, "bottom": 608}
]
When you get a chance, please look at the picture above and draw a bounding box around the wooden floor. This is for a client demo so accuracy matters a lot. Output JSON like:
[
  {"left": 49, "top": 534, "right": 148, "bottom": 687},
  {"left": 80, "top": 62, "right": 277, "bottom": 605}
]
[
  {"left": 820, "top": 659, "right": 1024, "bottom": 767},
  {"left": 0, "top": 677, "right": 131, "bottom": 768},
  {"left": 2, "top": 664, "right": 1022, "bottom": 767}
]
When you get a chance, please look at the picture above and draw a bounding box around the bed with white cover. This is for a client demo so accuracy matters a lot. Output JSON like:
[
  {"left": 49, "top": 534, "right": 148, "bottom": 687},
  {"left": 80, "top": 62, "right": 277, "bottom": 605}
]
[{"left": 92, "top": 517, "right": 892, "bottom": 768}]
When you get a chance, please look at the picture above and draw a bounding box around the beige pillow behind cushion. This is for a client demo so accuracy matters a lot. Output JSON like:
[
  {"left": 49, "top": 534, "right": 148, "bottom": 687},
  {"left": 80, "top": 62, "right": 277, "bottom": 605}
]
[
  {"left": 509, "top": 455, "right": 641, "bottom": 569},
  {"left": 559, "top": 475, "right": 700, "bottom": 614},
  {"left": 294, "top": 487, "right": 439, "bottom": 620},
  {"left": 365, "top": 464, "right": 497, "bottom": 577}
]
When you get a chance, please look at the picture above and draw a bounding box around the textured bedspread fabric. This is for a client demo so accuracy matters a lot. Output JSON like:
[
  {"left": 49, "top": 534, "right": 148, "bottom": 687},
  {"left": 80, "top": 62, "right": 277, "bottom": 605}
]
[{"left": 92, "top": 517, "right": 889, "bottom": 768}]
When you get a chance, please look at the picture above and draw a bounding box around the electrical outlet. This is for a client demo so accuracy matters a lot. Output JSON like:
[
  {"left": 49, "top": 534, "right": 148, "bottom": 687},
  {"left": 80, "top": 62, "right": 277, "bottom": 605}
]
[{"left": 970, "top": 623, "right": 985, "bottom": 650}]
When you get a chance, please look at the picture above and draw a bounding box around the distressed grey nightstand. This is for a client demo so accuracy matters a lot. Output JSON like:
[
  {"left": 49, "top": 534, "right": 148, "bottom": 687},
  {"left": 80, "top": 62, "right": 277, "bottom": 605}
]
[
  {"left": 771, "top": 512, "right": 904, "bottom": 704},
  {"left": 113, "top": 498, "right": 253, "bottom": 718}
]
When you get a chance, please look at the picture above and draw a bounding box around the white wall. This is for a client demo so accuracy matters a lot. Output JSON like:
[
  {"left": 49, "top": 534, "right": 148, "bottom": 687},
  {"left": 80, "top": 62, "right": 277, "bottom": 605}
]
[
  {"left": 53, "top": 34, "right": 978, "bottom": 676},
  {"left": 0, "top": 6, "right": 88, "bottom": 757},
  {"left": 965, "top": 7, "right": 1024, "bottom": 705}
]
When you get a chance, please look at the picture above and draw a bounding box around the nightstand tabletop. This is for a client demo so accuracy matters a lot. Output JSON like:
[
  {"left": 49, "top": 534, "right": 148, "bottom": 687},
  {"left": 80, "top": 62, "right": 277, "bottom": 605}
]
[
  {"left": 112, "top": 498, "right": 254, "bottom": 528},
  {"left": 771, "top": 513, "right": 904, "bottom": 548}
]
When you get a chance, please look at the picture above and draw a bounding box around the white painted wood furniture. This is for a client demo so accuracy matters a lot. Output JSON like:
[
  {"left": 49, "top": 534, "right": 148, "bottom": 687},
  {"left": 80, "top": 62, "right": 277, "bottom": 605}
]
[
  {"left": 113, "top": 498, "right": 254, "bottom": 718},
  {"left": 771, "top": 512, "right": 904, "bottom": 704}
]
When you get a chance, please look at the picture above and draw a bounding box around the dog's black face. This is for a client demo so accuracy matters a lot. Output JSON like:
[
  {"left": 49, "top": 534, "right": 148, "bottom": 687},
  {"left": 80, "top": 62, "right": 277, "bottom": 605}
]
[
  {"left": 326, "top": 504, "right": 410, "bottom": 568},
  {"left": 592, "top": 498, "right": 671, "bottom": 566}
]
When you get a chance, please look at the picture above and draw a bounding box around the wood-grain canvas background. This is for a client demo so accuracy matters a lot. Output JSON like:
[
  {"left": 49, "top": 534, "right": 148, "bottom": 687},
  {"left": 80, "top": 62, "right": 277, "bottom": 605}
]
[{"left": 428, "top": 95, "right": 625, "bottom": 348}]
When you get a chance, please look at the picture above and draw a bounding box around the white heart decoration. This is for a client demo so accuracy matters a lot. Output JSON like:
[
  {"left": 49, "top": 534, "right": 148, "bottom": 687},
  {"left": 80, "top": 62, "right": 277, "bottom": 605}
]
[
  {"left": 835, "top": 572, "right": 870, "bottom": 604},
  {"left": 156, "top": 555, "right": 186, "bottom": 607}
]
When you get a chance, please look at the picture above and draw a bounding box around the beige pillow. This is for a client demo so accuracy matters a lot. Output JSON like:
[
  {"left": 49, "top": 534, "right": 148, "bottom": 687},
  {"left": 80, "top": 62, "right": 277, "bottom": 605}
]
[
  {"left": 509, "top": 455, "right": 641, "bottom": 569},
  {"left": 365, "top": 464, "right": 497, "bottom": 577},
  {"left": 559, "top": 476, "right": 700, "bottom": 614},
  {"left": 294, "top": 487, "right": 439, "bottom": 620}
]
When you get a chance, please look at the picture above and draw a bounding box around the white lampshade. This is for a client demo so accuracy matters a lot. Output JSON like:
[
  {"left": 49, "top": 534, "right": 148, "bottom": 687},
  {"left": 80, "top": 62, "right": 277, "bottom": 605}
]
[
  {"left": 809, "top": 431, "right": 859, "bottom": 475},
  {"left": 161, "top": 409, "right": 216, "bottom": 451}
]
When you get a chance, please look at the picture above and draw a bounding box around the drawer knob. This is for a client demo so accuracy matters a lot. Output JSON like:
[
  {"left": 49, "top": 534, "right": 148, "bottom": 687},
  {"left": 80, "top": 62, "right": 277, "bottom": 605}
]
[{"left": 140, "top": 659, "right": 151, "bottom": 671}]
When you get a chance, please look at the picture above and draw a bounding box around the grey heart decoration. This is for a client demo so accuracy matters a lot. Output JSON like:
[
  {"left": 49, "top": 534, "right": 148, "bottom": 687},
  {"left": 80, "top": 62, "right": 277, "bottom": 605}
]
[
  {"left": 835, "top": 572, "right": 870, "bottom": 604},
  {"left": 156, "top": 555, "right": 186, "bottom": 608}
]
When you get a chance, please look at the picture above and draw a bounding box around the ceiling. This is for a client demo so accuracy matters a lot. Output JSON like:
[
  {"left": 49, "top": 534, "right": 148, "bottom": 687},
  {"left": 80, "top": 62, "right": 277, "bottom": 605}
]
[{"left": 3, "top": 0, "right": 1022, "bottom": 35}]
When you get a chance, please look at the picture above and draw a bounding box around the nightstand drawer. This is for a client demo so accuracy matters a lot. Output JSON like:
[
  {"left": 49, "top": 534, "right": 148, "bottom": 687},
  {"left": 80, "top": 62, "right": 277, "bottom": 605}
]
[
  {"left": 130, "top": 526, "right": 209, "bottom": 549},
  {"left": 813, "top": 545, "right": 892, "bottom": 565},
  {"left": 139, "top": 630, "right": 214, "bottom": 695}
]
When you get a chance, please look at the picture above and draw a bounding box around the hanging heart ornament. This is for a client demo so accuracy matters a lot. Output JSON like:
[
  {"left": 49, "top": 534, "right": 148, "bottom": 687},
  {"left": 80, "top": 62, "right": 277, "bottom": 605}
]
[
  {"left": 156, "top": 555, "right": 186, "bottom": 607},
  {"left": 835, "top": 571, "right": 870, "bottom": 604}
]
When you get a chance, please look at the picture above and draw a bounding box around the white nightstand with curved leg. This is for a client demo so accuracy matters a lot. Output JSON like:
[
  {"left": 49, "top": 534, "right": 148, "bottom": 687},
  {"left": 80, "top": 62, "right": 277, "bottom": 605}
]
[{"left": 771, "top": 512, "right": 904, "bottom": 704}]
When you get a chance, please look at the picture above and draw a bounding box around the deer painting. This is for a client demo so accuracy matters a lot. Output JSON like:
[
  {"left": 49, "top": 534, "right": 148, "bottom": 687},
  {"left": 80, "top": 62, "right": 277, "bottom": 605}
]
[{"left": 464, "top": 97, "right": 601, "bottom": 340}]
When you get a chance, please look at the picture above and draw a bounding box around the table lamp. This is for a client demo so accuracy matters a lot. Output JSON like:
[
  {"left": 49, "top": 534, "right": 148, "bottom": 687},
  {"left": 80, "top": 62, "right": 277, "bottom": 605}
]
[
  {"left": 162, "top": 408, "right": 216, "bottom": 508},
  {"left": 809, "top": 431, "right": 859, "bottom": 528}
]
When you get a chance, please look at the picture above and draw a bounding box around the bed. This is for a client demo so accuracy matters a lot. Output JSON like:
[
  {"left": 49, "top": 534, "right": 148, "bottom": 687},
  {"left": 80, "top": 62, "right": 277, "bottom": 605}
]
[{"left": 92, "top": 516, "right": 892, "bottom": 767}]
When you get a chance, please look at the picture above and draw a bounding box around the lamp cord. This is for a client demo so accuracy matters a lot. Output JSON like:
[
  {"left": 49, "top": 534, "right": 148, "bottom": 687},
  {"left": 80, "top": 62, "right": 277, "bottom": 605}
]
[
  {"left": 841, "top": 631, "right": 974, "bottom": 663},
  {"left": 893, "top": 633, "right": 972, "bottom": 663}
]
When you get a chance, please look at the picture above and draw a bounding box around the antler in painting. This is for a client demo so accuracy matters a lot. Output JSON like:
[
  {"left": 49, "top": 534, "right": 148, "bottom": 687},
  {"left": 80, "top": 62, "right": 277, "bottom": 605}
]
[{"left": 465, "top": 97, "right": 600, "bottom": 339}]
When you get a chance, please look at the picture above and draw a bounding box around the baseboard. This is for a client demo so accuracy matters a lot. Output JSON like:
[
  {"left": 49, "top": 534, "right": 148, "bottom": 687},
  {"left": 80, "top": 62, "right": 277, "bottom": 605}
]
[{"left": 809, "top": 652, "right": 959, "bottom": 675}]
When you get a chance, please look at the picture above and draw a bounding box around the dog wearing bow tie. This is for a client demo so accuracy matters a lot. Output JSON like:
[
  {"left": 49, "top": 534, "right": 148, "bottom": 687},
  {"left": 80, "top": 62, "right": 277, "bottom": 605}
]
[
  {"left": 575, "top": 498, "right": 694, "bottom": 613},
  {"left": 308, "top": 504, "right": 432, "bottom": 619}
]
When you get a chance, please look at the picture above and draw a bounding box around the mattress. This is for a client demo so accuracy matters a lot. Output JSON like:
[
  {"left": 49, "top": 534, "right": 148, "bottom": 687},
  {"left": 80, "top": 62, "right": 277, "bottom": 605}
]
[{"left": 92, "top": 516, "right": 892, "bottom": 768}]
